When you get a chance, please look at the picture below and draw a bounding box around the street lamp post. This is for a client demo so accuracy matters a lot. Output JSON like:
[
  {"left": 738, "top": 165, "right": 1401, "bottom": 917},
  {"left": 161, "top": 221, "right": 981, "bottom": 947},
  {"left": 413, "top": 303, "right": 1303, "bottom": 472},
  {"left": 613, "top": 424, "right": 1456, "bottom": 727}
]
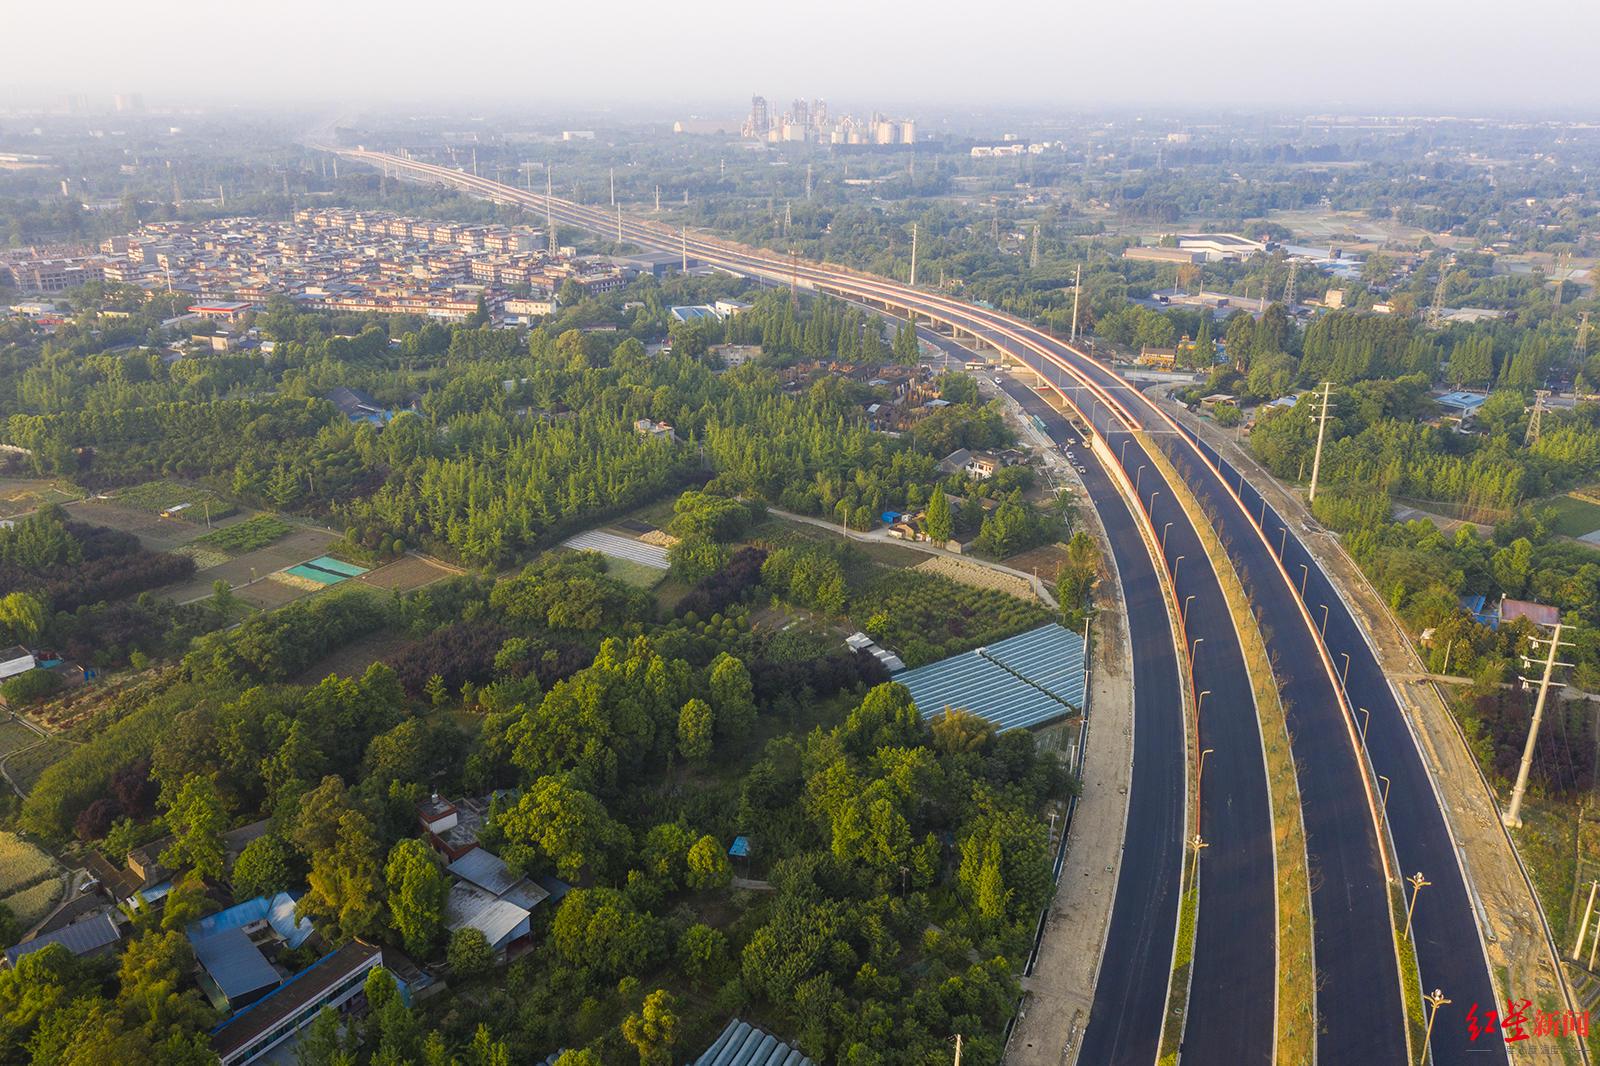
[
  {"left": 1420, "top": 989, "right": 1451, "bottom": 1065},
  {"left": 1278, "top": 526, "right": 1288, "bottom": 558},
  {"left": 1378, "top": 774, "right": 1391, "bottom": 810},
  {"left": 1188, "top": 834, "right": 1208, "bottom": 891},
  {"left": 1163, "top": 521, "right": 1173, "bottom": 554},
  {"left": 1358, "top": 706, "right": 1370, "bottom": 746},
  {"left": 1120, "top": 439, "right": 1129, "bottom": 465},
  {"left": 1319, "top": 603, "right": 1330, "bottom": 639},
  {"left": 1404, "top": 871, "right": 1431, "bottom": 942},
  {"left": 1198, "top": 747, "right": 1214, "bottom": 786},
  {"left": 1340, "top": 652, "right": 1352, "bottom": 687},
  {"left": 1299, "top": 564, "right": 1309, "bottom": 598},
  {"left": 1183, "top": 595, "right": 1196, "bottom": 626},
  {"left": 1191, "top": 636, "right": 1205, "bottom": 659},
  {"left": 1172, "top": 555, "right": 1185, "bottom": 584},
  {"left": 1136, "top": 465, "right": 1146, "bottom": 494},
  {"left": 1196, "top": 690, "right": 1211, "bottom": 717},
  {"left": 1149, "top": 490, "right": 1161, "bottom": 514}
]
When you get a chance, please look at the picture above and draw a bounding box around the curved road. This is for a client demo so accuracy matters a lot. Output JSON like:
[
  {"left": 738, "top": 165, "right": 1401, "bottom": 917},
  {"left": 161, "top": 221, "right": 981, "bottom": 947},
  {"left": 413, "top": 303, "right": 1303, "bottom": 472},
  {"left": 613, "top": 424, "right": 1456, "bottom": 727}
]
[{"left": 336, "top": 147, "right": 1509, "bottom": 1065}]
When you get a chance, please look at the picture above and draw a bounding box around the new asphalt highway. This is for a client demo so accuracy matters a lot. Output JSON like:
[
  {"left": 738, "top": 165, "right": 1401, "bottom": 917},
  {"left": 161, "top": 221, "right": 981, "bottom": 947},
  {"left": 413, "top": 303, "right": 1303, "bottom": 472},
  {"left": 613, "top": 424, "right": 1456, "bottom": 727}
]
[{"left": 337, "top": 147, "right": 1507, "bottom": 1065}]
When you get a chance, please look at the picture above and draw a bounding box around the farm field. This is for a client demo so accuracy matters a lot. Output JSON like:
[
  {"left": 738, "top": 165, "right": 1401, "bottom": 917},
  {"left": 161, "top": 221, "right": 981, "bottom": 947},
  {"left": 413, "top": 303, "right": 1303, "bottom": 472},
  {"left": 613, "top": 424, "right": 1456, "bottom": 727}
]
[
  {"left": 162, "top": 526, "right": 341, "bottom": 603},
  {"left": 1004, "top": 542, "right": 1071, "bottom": 582},
  {"left": 353, "top": 553, "right": 459, "bottom": 592},
  {"left": 65, "top": 498, "right": 208, "bottom": 552},
  {"left": 1542, "top": 492, "right": 1600, "bottom": 539},
  {"left": 0, "top": 830, "right": 64, "bottom": 928},
  {"left": 5, "top": 739, "right": 74, "bottom": 794},
  {"left": 913, "top": 553, "right": 1039, "bottom": 601},
  {"left": 0, "top": 476, "right": 83, "bottom": 518},
  {"left": 108, "top": 479, "right": 237, "bottom": 523}
]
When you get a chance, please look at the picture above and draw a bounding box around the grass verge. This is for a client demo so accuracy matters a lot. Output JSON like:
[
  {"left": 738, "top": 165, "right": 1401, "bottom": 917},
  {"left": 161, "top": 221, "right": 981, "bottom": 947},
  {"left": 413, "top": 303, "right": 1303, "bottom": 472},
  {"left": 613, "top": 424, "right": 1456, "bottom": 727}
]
[
  {"left": 1157, "top": 883, "right": 1200, "bottom": 1066},
  {"left": 1391, "top": 883, "right": 1427, "bottom": 1053},
  {"left": 1143, "top": 434, "right": 1316, "bottom": 1066}
]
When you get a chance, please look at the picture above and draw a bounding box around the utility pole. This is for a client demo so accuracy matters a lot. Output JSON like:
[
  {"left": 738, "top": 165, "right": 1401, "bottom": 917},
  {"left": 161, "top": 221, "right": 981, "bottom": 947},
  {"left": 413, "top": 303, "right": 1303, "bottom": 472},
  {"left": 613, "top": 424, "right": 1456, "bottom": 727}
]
[
  {"left": 1071, "top": 263, "right": 1082, "bottom": 342},
  {"left": 1573, "top": 880, "right": 1599, "bottom": 960},
  {"left": 681, "top": 227, "right": 689, "bottom": 273},
  {"left": 910, "top": 222, "right": 918, "bottom": 287},
  {"left": 1308, "top": 381, "right": 1333, "bottom": 502},
  {"left": 1505, "top": 622, "right": 1573, "bottom": 827},
  {"left": 218, "top": 184, "right": 225, "bottom": 209},
  {"left": 609, "top": 167, "right": 615, "bottom": 207},
  {"left": 616, "top": 204, "right": 623, "bottom": 244}
]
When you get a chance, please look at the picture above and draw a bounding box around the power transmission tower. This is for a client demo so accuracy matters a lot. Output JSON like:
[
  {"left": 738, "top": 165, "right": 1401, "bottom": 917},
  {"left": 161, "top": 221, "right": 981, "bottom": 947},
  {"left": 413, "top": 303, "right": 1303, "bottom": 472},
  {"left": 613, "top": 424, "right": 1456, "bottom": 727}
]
[
  {"left": 1526, "top": 389, "right": 1550, "bottom": 445},
  {"left": 805, "top": 162, "right": 813, "bottom": 200},
  {"left": 615, "top": 204, "right": 623, "bottom": 244},
  {"left": 1030, "top": 223, "right": 1041, "bottom": 271},
  {"left": 1308, "top": 381, "right": 1333, "bottom": 502},
  {"left": 1505, "top": 622, "right": 1574, "bottom": 827},
  {"left": 1427, "top": 257, "right": 1450, "bottom": 327},
  {"left": 910, "top": 222, "right": 918, "bottom": 287},
  {"left": 1554, "top": 252, "right": 1572, "bottom": 309},
  {"left": 1283, "top": 260, "right": 1299, "bottom": 308},
  {"left": 1070, "top": 263, "right": 1082, "bottom": 342},
  {"left": 654, "top": 185, "right": 661, "bottom": 212},
  {"left": 1576, "top": 310, "right": 1592, "bottom": 361},
  {"left": 546, "top": 168, "right": 556, "bottom": 255},
  {"left": 783, "top": 201, "right": 791, "bottom": 238},
  {"left": 681, "top": 227, "right": 688, "bottom": 272}
]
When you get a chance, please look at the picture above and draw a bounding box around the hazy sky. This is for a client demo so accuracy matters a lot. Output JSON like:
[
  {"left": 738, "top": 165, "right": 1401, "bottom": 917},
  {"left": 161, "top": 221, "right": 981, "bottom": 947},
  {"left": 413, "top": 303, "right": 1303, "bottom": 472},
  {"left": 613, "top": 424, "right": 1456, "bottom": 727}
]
[{"left": 8, "top": 0, "right": 1600, "bottom": 114}]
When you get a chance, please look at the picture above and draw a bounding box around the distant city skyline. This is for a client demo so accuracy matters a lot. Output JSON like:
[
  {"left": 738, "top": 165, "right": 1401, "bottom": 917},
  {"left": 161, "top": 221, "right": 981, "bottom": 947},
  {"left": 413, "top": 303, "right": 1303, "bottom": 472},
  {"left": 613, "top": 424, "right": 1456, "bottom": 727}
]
[{"left": 7, "top": 0, "right": 1600, "bottom": 113}]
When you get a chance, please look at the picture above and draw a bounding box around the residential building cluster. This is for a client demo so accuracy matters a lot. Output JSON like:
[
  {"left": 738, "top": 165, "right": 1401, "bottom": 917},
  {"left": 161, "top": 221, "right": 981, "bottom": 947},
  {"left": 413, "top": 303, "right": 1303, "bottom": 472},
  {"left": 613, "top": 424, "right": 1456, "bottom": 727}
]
[
  {"left": 1, "top": 209, "right": 633, "bottom": 323},
  {"left": 743, "top": 94, "right": 915, "bottom": 145}
]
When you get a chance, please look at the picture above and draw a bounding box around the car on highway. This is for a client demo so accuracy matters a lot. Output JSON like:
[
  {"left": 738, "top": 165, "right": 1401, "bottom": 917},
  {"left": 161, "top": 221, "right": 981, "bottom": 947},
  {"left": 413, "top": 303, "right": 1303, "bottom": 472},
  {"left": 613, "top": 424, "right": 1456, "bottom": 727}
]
[{"left": 994, "top": 376, "right": 1003, "bottom": 385}]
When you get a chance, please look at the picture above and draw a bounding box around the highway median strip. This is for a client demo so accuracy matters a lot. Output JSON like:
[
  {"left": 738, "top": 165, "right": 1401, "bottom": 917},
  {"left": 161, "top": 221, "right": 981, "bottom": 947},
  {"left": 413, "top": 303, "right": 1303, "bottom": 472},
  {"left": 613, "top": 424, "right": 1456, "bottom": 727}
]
[{"left": 1143, "top": 434, "right": 1316, "bottom": 1066}]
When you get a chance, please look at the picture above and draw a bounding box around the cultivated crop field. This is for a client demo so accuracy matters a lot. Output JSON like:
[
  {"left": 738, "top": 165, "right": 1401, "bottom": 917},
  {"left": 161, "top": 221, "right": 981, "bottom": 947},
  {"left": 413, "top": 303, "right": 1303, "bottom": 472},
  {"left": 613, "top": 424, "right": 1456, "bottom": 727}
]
[
  {"left": 110, "top": 479, "right": 238, "bottom": 522},
  {"left": 192, "top": 513, "right": 294, "bottom": 555},
  {"left": 858, "top": 568, "right": 1050, "bottom": 667},
  {"left": 0, "top": 830, "right": 64, "bottom": 927},
  {"left": 0, "top": 477, "right": 83, "bottom": 519},
  {"left": 161, "top": 526, "right": 341, "bottom": 603},
  {"left": 66, "top": 498, "right": 204, "bottom": 552},
  {"left": 913, "top": 554, "right": 1038, "bottom": 601}
]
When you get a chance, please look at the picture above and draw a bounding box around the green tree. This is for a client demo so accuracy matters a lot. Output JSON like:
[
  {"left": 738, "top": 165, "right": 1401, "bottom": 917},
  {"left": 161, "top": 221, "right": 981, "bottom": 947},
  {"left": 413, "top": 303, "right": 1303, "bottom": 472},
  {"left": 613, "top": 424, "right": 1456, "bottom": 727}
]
[
  {"left": 0, "top": 592, "right": 44, "bottom": 644},
  {"left": 232, "top": 834, "right": 295, "bottom": 900},
  {"left": 686, "top": 835, "right": 732, "bottom": 891},
  {"left": 677, "top": 698, "right": 714, "bottom": 763},
  {"left": 160, "top": 774, "right": 228, "bottom": 881},
  {"left": 622, "top": 989, "right": 680, "bottom": 1065},
  {"left": 494, "top": 775, "right": 630, "bottom": 880},
  {"left": 924, "top": 483, "right": 953, "bottom": 543},
  {"left": 447, "top": 927, "right": 495, "bottom": 977},
  {"left": 384, "top": 838, "right": 449, "bottom": 956},
  {"left": 708, "top": 654, "right": 756, "bottom": 740},
  {"left": 301, "top": 810, "right": 385, "bottom": 939}
]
